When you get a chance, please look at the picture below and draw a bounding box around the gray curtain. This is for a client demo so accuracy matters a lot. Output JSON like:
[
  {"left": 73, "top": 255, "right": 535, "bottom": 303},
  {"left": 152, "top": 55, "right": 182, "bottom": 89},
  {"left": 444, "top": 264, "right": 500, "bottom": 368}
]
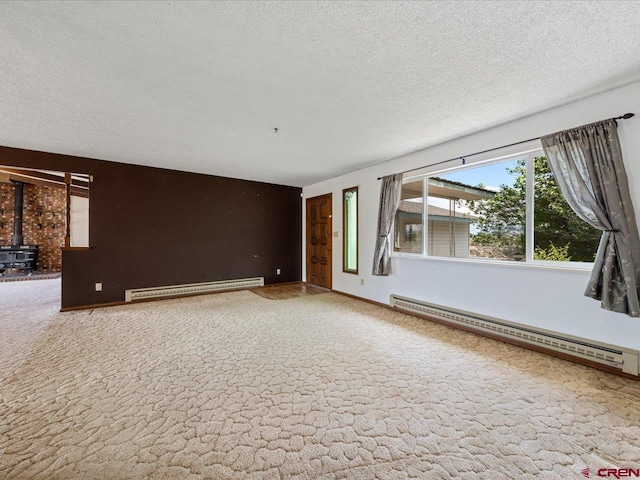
[
  {"left": 541, "top": 119, "right": 640, "bottom": 317},
  {"left": 372, "top": 173, "right": 403, "bottom": 276}
]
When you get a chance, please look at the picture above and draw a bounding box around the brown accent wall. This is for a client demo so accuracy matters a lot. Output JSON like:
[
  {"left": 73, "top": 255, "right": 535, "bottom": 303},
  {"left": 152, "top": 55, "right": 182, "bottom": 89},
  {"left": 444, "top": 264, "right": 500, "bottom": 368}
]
[
  {"left": 0, "top": 183, "right": 66, "bottom": 272},
  {"left": 0, "top": 146, "right": 302, "bottom": 308}
]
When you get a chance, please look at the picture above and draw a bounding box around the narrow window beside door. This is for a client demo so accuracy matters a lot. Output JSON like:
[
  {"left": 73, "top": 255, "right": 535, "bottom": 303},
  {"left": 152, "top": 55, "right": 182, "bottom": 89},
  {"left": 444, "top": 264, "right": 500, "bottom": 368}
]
[{"left": 343, "top": 186, "right": 358, "bottom": 273}]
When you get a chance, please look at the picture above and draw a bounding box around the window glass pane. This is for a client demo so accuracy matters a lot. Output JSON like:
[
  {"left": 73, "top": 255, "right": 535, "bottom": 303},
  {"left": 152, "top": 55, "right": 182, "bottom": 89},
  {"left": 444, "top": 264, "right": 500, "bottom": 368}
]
[
  {"left": 343, "top": 188, "right": 358, "bottom": 272},
  {"left": 394, "top": 180, "right": 423, "bottom": 254},
  {"left": 437, "top": 158, "right": 526, "bottom": 261},
  {"left": 426, "top": 191, "right": 471, "bottom": 258},
  {"left": 533, "top": 156, "right": 600, "bottom": 262}
]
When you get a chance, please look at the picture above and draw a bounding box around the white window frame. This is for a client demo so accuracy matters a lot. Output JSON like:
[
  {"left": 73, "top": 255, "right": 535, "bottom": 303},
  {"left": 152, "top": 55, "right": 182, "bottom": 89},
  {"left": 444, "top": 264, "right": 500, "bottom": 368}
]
[{"left": 393, "top": 142, "right": 595, "bottom": 271}]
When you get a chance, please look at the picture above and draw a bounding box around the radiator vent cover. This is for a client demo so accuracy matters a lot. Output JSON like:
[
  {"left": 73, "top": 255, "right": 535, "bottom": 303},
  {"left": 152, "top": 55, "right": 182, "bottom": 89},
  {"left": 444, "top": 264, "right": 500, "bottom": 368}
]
[
  {"left": 390, "top": 294, "right": 639, "bottom": 376},
  {"left": 125, "top": 277, "right": 264, "bottom": 302}
]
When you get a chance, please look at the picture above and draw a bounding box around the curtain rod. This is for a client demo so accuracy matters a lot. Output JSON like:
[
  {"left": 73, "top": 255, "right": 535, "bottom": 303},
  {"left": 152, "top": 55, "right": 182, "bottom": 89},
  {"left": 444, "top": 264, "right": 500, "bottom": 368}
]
[{"left": 377, "top": 113, "right": 635, "bottom": 180}]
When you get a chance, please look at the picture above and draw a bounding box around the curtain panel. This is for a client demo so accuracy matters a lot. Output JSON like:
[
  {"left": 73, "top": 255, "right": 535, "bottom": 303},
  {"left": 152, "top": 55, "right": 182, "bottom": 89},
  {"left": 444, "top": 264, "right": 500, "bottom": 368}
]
[
  {"left": 372, "top": 173, "right": 403, "bottom": 276},
  {"left": 541, "top": 119, "right": 640, "bottom": 317}
]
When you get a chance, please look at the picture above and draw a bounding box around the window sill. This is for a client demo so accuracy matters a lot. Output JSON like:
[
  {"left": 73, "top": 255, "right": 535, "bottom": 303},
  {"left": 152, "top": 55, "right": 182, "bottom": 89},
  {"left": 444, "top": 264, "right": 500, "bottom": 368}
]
[{"left": 391, "top": 252, "right": 594, "bottom": 273}]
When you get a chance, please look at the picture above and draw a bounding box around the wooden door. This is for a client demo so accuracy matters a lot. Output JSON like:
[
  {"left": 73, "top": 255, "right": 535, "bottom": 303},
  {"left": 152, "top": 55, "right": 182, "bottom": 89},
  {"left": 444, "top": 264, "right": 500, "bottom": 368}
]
[{"left": 306, "top": 194, "right": 332, "bottom": 289}]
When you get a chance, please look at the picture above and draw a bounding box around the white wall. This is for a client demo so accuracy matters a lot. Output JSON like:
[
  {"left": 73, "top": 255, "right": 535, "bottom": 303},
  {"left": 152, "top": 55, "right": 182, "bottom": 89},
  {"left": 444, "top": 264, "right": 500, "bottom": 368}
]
[
  {"left": 70, "top": 195, "right": 89, "bottom": 247},
  {"left": 303, "top": 80, "right": 640, "bottom": 351}
]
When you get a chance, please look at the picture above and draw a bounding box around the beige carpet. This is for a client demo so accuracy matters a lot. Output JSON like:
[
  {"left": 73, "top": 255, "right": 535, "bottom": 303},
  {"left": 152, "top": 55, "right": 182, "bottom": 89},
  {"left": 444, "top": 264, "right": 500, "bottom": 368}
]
[{"left": 1, "top": 280, "right": 640, "bottom": 479}]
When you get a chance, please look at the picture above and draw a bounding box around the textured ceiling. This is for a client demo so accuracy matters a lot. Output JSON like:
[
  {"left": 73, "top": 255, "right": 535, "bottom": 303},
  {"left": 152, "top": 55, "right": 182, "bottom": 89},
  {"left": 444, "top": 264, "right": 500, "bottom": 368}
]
[{"left": 1, "top": 1, "right": 640, "bottom": 187}]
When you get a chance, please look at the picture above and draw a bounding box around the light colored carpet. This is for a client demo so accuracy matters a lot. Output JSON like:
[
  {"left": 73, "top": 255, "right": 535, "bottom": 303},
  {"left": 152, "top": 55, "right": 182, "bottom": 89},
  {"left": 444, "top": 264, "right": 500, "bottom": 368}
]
[
  {"left": 0, "top": 278, "right": 62, "bottom": 373},
  {"left": 1, "top": 281, "right": 640, "bottom": 479}
]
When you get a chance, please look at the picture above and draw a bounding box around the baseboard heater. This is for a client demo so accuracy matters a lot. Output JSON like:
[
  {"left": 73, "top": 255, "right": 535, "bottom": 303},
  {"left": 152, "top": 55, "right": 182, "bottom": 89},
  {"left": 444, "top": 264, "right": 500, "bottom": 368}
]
[
  {"left": 390, "top": 294, "right": 639, "bottom": 376},
  {"left": 125, "top": 277, "right": 264, "bottom": 302}
]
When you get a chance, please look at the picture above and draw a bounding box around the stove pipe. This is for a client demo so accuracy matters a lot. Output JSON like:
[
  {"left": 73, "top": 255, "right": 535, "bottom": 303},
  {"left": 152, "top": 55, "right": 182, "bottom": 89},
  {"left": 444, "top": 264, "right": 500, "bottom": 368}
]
[{"left": 12, "top": 181, "right": 24, "bottom": 246}]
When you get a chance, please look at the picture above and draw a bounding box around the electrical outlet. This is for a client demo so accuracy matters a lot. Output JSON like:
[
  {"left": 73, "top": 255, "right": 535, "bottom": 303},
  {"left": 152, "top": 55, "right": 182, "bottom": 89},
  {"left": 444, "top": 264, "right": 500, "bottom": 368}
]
[
  {"left": 361, "top": 279, "right": 365, "bottom": 286},
  {"left": 276, "top": 268, "right": 281, "bottom": 275},
  {"left": 95, "top": 282, "right": 103, "bottom": 292}
]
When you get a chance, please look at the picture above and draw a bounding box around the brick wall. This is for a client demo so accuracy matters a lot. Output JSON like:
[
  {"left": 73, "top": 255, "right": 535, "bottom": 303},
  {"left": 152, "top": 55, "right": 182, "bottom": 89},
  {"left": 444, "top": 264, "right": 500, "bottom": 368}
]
[
  {"left": 0, "top": 183, "right": 65, "bottom": 272},
  {"left": 0, "top": 184, "right": 15, "bottom": 246}
]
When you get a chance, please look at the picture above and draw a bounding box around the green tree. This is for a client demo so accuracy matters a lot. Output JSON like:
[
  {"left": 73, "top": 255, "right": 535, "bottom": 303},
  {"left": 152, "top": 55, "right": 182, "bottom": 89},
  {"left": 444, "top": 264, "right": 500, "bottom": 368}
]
[
  {"left": 465, "top": 160, "right": 527, "bottom": 252},
  {"left": 532, "top": 157, "right": 600, "bottom": 261},
  {"left": 534, "top": 243, "right": 572, "bottom": 262},
  {"left": 464, "top": 157, "right": 601, "bottom": 262}
]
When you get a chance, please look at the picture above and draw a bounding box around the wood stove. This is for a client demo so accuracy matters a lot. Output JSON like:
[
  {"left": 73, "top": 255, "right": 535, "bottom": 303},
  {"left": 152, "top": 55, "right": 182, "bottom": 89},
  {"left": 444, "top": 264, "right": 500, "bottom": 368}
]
[
  {"left": 0, "top": 181, "right": 39, "bottom": 276},
  {"left": 0, "top": 245, "right": 38, "bottom": 276}
]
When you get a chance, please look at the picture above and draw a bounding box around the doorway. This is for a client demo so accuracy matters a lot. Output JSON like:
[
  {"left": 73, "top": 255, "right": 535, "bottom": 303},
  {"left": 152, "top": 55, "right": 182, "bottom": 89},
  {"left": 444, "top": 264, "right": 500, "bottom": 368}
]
[
  {"left": 0, "top": 166, "right": 89, "bottom": 280},
  {"left": 306, "top": 193, "right": 332, "bottom": 289}
]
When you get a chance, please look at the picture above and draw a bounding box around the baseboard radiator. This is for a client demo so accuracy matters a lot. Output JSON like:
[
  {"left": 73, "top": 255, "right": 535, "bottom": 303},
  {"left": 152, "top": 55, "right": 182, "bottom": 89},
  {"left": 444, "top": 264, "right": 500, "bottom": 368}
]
[
  {"left": 390, "top": 294, "right": 639, "bottom": 376},
  {"left": 125, "top": 277, "right": 264, "bottom": 302}
]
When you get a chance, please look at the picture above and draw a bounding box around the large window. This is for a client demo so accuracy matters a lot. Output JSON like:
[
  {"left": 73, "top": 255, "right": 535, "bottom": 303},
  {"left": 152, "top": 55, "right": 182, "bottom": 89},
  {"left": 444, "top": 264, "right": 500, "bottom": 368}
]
[
  {"left": 343, "top": 186, "right": 358, "bottom": 273},
  {"left": 394, "top": 146, "right": 601, "bottom": 264}
]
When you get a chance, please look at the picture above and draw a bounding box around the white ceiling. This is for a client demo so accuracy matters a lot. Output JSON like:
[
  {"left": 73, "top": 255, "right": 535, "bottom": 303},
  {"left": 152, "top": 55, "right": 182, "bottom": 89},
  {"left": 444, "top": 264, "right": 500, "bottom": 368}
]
[{"left": 1, "top": 1, "right": 639, "bottom": 187}]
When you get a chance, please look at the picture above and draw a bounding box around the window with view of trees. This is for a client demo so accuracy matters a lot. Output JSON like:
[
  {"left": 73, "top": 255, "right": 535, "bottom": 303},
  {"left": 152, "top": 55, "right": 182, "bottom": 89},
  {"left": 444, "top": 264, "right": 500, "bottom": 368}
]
[
  {"left": 532, "top": 157, "right": 600, "bottom": 262},
  {"left": 394, "top": 148, "right": 601, "bottom": 264}
]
